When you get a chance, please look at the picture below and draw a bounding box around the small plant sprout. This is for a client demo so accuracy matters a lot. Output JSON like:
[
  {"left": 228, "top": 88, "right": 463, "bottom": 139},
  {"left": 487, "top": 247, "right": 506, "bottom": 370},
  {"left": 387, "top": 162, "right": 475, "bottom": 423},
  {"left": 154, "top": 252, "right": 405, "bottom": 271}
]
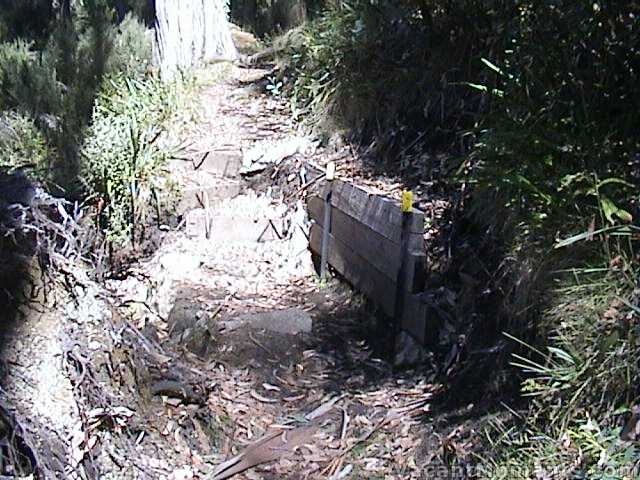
[{"left": 266, "top": 76, "right": 283, "bottom": 96}]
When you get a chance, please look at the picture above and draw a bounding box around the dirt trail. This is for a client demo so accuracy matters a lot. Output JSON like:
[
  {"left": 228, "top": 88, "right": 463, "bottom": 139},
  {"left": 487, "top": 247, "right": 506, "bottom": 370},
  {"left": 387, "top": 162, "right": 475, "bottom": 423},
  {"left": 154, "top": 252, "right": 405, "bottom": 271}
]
[{"left": 1, "top": 66, "right": 437, "bottom": 479}]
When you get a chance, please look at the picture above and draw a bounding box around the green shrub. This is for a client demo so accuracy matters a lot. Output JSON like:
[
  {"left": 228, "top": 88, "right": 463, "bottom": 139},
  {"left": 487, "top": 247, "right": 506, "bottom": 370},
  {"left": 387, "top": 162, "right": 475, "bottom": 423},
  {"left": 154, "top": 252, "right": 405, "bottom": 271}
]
[
  {"left": 485, "top": 251, "right": 640, "bottom": 477},
  {"left": 80, "top": 75, "right": 179, "bottom": 247},
  {"left": 485, "top": 413, "right": 638, "bottom": 479},
  {"left": 2, "top": 4, "right": 157, "bottom": 196},
  {"left": 0, "top": 40, "right": 63, "bottom": 116},
  {"left": 284, "top": 1, "right": 505, "bottom": 153},
  {"left": 0, "top": 111, "right": 51, "bottom": 178},
  {"left": 75, "top": 7, "right": 153, "bottom": 84},
  {"left": 470, "top": 2, "right": 640, "bottom": 239},
  {"left": 475, "top": 205, "right": 640, "bottom": 475},
  {"left": 106, "top": 13, "right": 153, "bottom": 80},
  {"left": 467, "top": 5, "right": 640, "bottom": 472},
  {"left": 0, "top": 2, "right": 186, "bottom": 254},
  {"left": 0, "top": 0, "right": 55, "bottom": 46},
  {"left": 464, "top": 1, "right": 640, "bottom": 370},
  {"left": 231, "top": 0, "right": 326, "bottom": 37}
]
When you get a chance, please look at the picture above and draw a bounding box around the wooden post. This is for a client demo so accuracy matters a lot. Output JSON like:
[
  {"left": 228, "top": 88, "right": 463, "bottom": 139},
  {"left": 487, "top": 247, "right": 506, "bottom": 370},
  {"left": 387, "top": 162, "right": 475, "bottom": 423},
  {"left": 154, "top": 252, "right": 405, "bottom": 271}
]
[
  {"left": 319, "top": 163, "right": 335, "bottom": 281},
  {"left": 394, "top": 191, "right": 414, "bottom": 336}
]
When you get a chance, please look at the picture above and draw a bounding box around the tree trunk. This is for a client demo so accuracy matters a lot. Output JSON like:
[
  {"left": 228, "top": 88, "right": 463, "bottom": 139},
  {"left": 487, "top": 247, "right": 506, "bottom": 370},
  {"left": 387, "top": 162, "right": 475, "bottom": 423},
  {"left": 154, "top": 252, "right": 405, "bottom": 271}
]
[{"left": 154, "top": 0, "right": 237, "bottom": 78}]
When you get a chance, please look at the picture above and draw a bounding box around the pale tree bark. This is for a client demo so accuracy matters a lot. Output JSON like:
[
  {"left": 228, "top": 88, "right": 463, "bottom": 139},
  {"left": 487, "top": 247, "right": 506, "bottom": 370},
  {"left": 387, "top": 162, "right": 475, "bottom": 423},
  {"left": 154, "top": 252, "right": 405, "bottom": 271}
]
[{"left": 154, "top": 0, "right": 238, "bottom": 78}]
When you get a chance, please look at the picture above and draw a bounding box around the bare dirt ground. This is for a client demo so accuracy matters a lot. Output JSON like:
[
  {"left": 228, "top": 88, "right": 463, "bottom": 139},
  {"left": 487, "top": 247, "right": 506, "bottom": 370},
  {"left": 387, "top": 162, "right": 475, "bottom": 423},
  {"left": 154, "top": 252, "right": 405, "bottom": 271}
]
[{"left": 0, "top": 65, "right": 442, "bottom": 479}]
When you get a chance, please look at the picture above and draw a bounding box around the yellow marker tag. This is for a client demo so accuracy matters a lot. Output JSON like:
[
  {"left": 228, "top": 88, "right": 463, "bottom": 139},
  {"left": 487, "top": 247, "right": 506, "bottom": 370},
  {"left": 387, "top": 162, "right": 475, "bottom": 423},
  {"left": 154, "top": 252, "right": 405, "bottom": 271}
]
[
  {"left": 401, "top": 190, "right": 413, "bottom": 213},
  {"left": 326, "top": 162, "right": 336, "bottom": 181}
]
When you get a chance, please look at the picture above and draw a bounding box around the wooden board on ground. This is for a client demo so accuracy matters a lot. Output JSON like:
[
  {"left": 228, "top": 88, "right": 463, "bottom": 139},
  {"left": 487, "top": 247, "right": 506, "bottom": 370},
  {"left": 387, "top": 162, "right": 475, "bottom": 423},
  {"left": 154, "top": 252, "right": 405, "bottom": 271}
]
[
  {"left": 198, "top": 150, "right": 242, "bottom": 178},
  {"left": 329, "top": 181, "right": 423, "bottom": 245},
  {"left": 402, "top": 294, "right": 428, "bottom": 345}
]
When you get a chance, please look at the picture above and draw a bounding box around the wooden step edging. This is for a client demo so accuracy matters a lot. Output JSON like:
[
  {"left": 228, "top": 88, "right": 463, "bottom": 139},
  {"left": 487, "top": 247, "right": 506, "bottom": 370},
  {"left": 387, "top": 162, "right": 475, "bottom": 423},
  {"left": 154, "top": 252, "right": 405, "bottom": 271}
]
[{"left": 305, "top": 162, "right": 428, "bottom": 345}]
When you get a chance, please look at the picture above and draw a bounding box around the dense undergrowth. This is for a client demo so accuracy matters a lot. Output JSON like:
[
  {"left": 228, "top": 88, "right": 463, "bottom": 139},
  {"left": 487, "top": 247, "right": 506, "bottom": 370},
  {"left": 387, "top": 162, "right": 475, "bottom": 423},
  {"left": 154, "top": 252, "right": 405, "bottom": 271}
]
[
  {"left": 0, "top": 2, "right": 188, "bottom": 262},
  {"left": 277, "top": 1, "right": 640, "bottom": 476},
  {"left": 230, "top": 0, "right": 327, "bottom": 36}
]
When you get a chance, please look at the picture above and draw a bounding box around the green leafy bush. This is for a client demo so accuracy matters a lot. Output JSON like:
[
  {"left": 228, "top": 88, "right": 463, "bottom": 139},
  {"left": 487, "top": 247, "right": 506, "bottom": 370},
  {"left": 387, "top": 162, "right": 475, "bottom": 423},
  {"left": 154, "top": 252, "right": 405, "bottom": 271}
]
[
  {"left": 471, "top": 2, "right": 640, "bottom": 236},
  {"left": 463, "top": 8, "right": 640, "bottom": 473},
  {"left": 486, "top": 412, "right": 639, "bottom": 479},
  {"left": 0, "top": 111, "right": 51, "bottom": 176},
  {"left": 0, "top": 2, "right": 158, "bottom": 195},
  {"left": 81, "top": 76, "right": 179, "bottom": 246},
  {"left": 107, "top": 13, "right": 154, "bottom": 79},
  {"left": 231, "top": 0, "right": 325, "bottom": 36},
  {"left": 287, "top": 2, "right": 638, "bottom": 227},
  {"left": 0, "top": 0, "right": 55, "bottom": 46},
  {"left": 285, "top": 1, "right": 505, "bottom": 153},
  {"left": 485, "top": 241, "right": 640, "bottom": 476},
  {"left": 0, "top": 40, "right": 63, "bottom": 116}
]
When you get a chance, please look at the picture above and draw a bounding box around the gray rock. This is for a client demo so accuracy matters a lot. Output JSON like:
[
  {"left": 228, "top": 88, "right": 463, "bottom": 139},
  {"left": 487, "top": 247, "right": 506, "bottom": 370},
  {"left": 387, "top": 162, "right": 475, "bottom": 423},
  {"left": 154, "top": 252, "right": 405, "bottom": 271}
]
[
  {"left": 167, "top": 296, "right": 218, "bottom": 357},
  {"left": 224, "top": 308, "right": 313, "bottom": 335},
  {"left": 240, "top": 137, "right": 311, "bottom": 175},
  {"left": 197, "top": 151, "right": 242, "bottom": 178},
  {"left": 159, "top": 252, "right": 202, "bottom": 276}
]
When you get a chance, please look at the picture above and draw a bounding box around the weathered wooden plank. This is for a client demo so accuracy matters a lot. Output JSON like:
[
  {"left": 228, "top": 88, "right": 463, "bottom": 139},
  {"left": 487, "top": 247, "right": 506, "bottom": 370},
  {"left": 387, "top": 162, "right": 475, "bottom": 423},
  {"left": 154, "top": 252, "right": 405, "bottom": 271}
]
[
  {"left": 305, "top": 162, "right": 424, "bottom": 244},
  {"left": 308, "top": 195, "right": 403, "bottom": 281},
  {"left": 310, "top": 223, "right": 396, "bottom": 317},
  {"left": 309, "top": 223, "right": 428, "bottom": 343},
  {"left": 330, "top": 181, "right": 423, "bottom": 244}
]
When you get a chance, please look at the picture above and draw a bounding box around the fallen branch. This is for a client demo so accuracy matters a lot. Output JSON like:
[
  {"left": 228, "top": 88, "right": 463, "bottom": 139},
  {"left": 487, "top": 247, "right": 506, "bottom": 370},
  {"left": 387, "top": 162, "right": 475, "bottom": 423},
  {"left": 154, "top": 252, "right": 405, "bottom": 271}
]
[
  {"left": 211, "top": 426, "right": 316, "bottom": 480},
  {"left": 294, "top": 173, "right": 326, "bottom": 196}
]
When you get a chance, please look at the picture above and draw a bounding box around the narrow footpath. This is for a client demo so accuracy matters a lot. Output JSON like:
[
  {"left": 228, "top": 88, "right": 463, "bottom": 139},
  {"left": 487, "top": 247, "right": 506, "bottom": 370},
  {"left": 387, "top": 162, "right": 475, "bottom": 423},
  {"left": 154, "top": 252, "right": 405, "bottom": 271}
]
[{"left": 2, "top": 66, "right": 436, "bottom": 480}]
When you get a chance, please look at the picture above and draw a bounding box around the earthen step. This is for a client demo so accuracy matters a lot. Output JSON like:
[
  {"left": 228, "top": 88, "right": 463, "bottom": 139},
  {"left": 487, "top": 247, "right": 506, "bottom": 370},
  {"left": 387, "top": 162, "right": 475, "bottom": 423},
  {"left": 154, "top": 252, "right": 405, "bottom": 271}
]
[
  {"left": 177, "top": 180, "right": 241, "bottom": 213},
  {"left": 184, "top": 209, "right": 274, "bottom": 243},
  {"left": 192, "top": 151, "right": 242, "bottom": 178}
]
